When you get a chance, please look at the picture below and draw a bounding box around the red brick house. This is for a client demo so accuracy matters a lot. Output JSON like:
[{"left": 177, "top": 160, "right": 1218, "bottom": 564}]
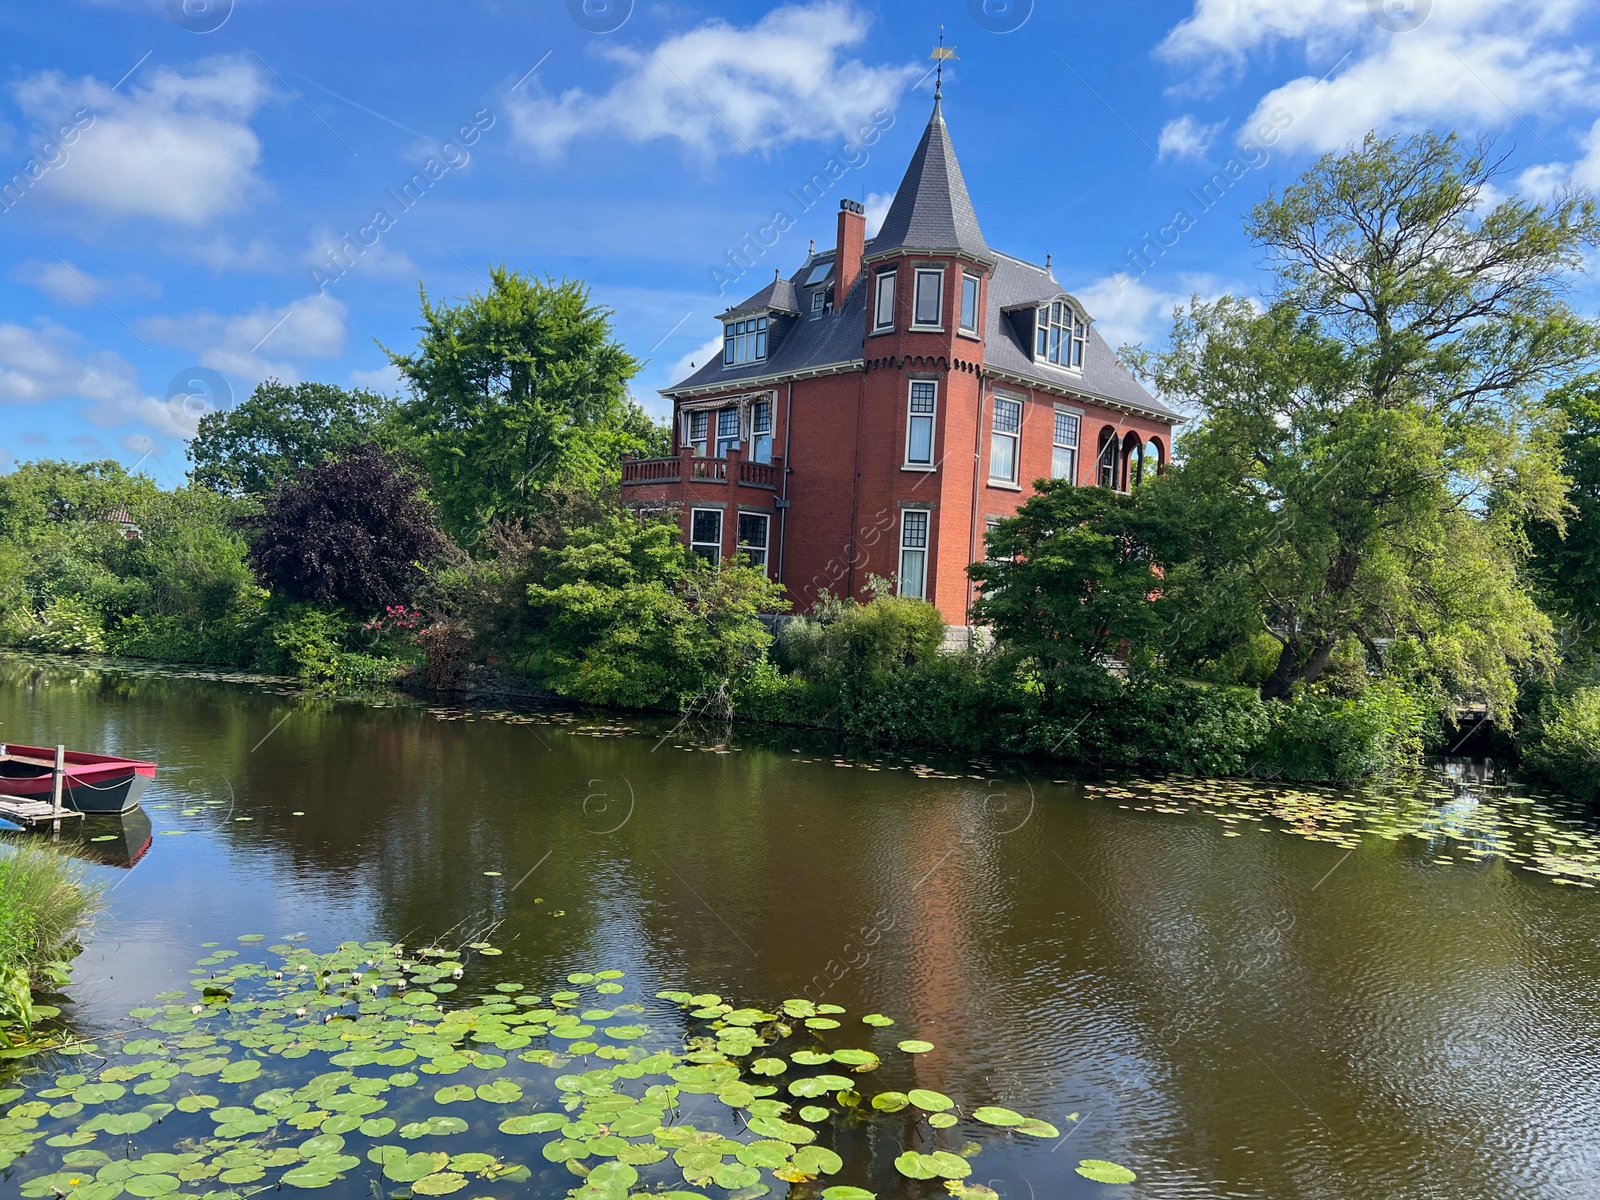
[{"left": 622, "top": 96, "right": 1180, "bottom": 631}]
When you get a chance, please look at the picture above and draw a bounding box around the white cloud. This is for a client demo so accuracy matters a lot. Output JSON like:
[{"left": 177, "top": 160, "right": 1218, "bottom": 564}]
[
  {"left": 1158, "top": 0, "right": 1597, "bottom": 156},
  {"left": 304, "top": 230, "right": 419, "bottom": 282},
  {"left": 0, "top": 320, "right": 199, "bottom": 438},
  {"left": 666, "top": 332, "right": 725, "bottom": 384},
  {"left": 1517, "top": 116, "right": 1600, "bottom": 198},
  {"left": 863, "top": 190, "right": 893, "bottom": 237},
  {"left": 12, "top": 58, "right": 269, "bottom": 223},
  {"left": 509, "top": 2, "right": 919, "bottom": 159},
  {"left": 1158, "top": 114, "right": 1225, "bottom": 161},
  {"left": 1077, "top": 275, "right": 1190, "bottom": 352},
  {"left": 184, "top": 235, "right": 280, "bottom": 272},
  {"left": 141, "top": 292, "right": 348, "bottom": 384},
  {"left": 350, "top": 363, "right": 404, "bottom": 393},
  {"left": 12, "top": 259, "right": 159, "bottom": 306}
]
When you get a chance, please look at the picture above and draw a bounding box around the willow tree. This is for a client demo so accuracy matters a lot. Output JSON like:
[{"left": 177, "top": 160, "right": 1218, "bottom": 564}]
[{"left": 1151, "top": 133, "right": 1600, "bottom": 714}]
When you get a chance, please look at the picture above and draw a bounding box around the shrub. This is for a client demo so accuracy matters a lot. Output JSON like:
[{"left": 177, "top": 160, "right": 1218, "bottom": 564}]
[
  {"left": 1261, "top": 681, "right": 1427, "bottom": 782},
  {"left": 0, "top": 846, "right": 95, "bottom": 1037},
  {"left": 1519, "top": 687, "right": 1600, "bottom": 799},
  {"left": 775, "top": 586, "right": 946, "bottom": 719},
  {"left": 23, "top": 596, "right": 107, "bottom": 654},
  {"left": 841, "top": 651, "right": 996, "bottom": 752}
]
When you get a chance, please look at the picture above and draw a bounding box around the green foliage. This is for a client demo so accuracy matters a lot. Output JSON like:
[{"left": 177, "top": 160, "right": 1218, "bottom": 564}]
[
  {"left": 188, "top": 380, "right": 399, "bottom": 495},
  {"left": 386, "top": 268, "right": 662, "bottom": 538},
  {"left": 970, "top": 484, "right": 1164, "bottom": 705},
  {"left": 525, "top": 512, "right": 787, "bottom": 712},
  {"left": 1528, "top": 375, "right": 1600, "bottom": 636},
  {"left": 1261, "top": 681, "right": 1428, "bottom": 782},
  {"left": 1143, "top": 132, "right": 1597, "bottom": 717},
  {"left": 776, "top": 584, "right": 946, "bottom": 708},
  {"left": 0, "top": 847, "right": 94, "bottom": 1041},
  {"left": 1519, "top": 687, "right": 1600, "bottom": 799}
]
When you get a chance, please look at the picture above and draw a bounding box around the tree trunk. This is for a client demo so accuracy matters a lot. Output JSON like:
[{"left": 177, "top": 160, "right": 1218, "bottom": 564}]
[{"left": 1261, "top": 634, "right": 1338, "bottom": 701}]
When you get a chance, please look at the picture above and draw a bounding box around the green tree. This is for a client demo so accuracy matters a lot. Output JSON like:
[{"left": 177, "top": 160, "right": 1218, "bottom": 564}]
[
  {"left": 385, "top": 268, "right": 663, "bottom": 538},
  {"left": 969, "top": 484, "right": 1165, "bottom": 706},
  {"left": 1528, "top": 375, "right": 1600, "bottom": 634},
  {"left": 188, "top": 380, "right": 398, "bottom": 494},
  {"left": 525, "top": 512, "right": 786, "bottom": 712},
  {"left": 1147, "top": 133, "right": 1599, "bottom": 715}
]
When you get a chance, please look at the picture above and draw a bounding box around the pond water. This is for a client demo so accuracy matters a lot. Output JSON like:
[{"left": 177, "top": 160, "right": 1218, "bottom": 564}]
[{"left": 2, "top": 656, "right": 1599, "bottom": 1200}]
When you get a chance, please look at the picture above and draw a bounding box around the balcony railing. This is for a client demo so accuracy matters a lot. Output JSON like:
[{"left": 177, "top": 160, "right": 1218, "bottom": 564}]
[{"left": 622, "top": 449, "right": 781, "bottom": 492}]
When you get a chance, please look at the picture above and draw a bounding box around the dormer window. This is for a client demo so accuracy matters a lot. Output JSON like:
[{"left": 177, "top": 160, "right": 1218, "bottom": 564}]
[
  {"left": 811, "top": 290, "right": 827, "bottom": 317},
  {"left": 724, "top": 315, "right": 768, "bottom": 365},
  {"left": 1036, "top": 301, "right": 1086, "bottom": 368}
]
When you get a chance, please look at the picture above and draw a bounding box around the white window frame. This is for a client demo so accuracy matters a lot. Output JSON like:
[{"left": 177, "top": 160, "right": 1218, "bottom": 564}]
[
  {"left": 689, "top": 508, "right": 723, "bottom": 564},
  {"left": 905, "top": 380, "right": 937, "bottom": 468},
  {"left": 811, "top": 289, "right": 826, "bottom": 317},
  {"left": 1034, "top": 300, "right": 1086, "bottom": 369},
  {"left": 912, "top": 268, "right": 945, "bottom": 329},
  {"left": 750, "top": 400, "right": 773, "bottom": 464},
  {"left": 899, "top": 509, "right": 930, "bottom": 600},
  {"left": 686, "top": 410, "right": 709, "bottom": 457},
  {"left": 1051, "top": 407, "right": 1081, "bottom": 482},
  {"left": 714, "top": 406, "right": 741, "bottom": 458},
  {"left": 723, "top": 315, "right": 769, "bottom": 365},
  {"left": 989, "top": 394, "right": 1023, "bottom": 485},
  {"left": 873, "top": 270, "right": 897, "bottom": 332},
  {"left": 736, "top": 511, "right": 771, "bottom": 574},
  {"left": 960, "top": 272, "right": 981, "bottom": 334}
]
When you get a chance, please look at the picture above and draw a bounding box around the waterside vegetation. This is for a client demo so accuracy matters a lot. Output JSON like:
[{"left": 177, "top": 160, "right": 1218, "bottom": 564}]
[{"left": 5, "top": 136, "right": 1600, "bottom": 791}]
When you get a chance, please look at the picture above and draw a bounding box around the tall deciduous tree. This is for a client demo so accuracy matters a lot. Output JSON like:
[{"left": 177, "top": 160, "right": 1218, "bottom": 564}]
[
  {"left": 1148, "top": 133, "right": 1600, "bottom": 715},
  {"left": 242, "top": 444, "right": 446, "bottom": 612},
  {"left": 385, "top": 268, "right": 664, "bottom": 538},
  {"left": 188, "top": 380, "right": 398, "bottom": 495}
]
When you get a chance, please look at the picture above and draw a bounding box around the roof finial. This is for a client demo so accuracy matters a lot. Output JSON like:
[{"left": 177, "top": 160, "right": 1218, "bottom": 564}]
[
  {"left": 930, "top": 27, "right": 957, "bottom": 101},
  {"left": 1046, "top": 252, "right": 1052, "bottom": 270}
]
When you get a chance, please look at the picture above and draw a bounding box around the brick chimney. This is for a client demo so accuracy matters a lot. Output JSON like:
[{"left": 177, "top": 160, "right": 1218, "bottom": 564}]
[{"left": 836, "top": 199, "right": 865, "bottom": 303}]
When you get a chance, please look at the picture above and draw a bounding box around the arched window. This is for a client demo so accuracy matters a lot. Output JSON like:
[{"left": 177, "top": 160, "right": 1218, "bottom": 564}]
[
  {"left": 1122, "top": 432, "right": 1143, "bottom": 491},
  {"left": 1096, "top": 427, "right": 1120, "bottom": 489},
  {"left": 1147, "top": 437, "right": 1166, "bottom": 479}
]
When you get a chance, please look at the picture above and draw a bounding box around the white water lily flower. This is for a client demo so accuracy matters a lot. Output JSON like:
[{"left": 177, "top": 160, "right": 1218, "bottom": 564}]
[
  {"left": 191, "top": 1005, "right": 203, "bottom": 1014},
  {"left": 294, "top": 1007, "right": 308, "bottom": 1018}
]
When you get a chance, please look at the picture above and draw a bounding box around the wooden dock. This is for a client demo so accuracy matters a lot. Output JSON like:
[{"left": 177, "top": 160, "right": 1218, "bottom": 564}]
[{"left": 0, "top": 796, "right": 82, "bottom": 826}]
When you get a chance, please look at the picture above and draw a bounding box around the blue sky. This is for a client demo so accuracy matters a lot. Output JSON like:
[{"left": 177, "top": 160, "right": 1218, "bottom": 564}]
[{"left": 3, "top": 0, "right": 1600, "bottom": 483}]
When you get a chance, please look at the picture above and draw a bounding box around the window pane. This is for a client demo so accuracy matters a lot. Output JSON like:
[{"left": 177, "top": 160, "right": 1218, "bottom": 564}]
[
  {"left": 908, "top": 416, "right": 933, "bottom": 464},
  {"left": 1049, "top": 326, "right": 1060, "bottom": 363},
  {"left": 899, "top": 549, "right": 926, "bottom": 599},
  {"left": 961, "top": 276, "right": 979, "bottom": 330},
  {"left": 691, "top": 509, "right": 722, "bottom": 546},
  {"left": 993, "top": 397, "right": 1021, "bottom": 434},
  {"left": 752, "top": 434, "right": 772, "bottom": 463},
  {"left": 1036, "top": 314, "right": 1048, "bottom": 356},
  {"left": 717, "top": 408, "right": 739, "bottom": 437},
  {"left": 1052, "top": 446, "right": 1076, "bottom": 481},
  {"left": 737, "top": 512, "right": 769, "bottom": 549},
  {"left": 1054, "top": 411, "right": 1079, "bottom": 448},
  {"left": 751, "top": 401, "right": 771, "bottom": 433},
  {"left": 991, "top": 434, "right": 1016, "bottom": 481},
  {"left": 876, "top": 274, "right": 895, "bottom": 327},
  {"left": 909, "top": 382, "right": 936, "bottom": 413},
  {"left": 901, "top": 510, "right": 929, "bottom": 548},
  {"left": 914, "top": 271, "right": 941, "bottom": 325}
]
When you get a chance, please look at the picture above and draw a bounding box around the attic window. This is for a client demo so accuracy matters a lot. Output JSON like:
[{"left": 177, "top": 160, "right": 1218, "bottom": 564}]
[
  {"left": 804, "top": 261, "right": 835, "bottom": 287},
  {"left": 1036, "top": 301, "right": 1086, "bottom": 368},
  {"left": 811, "top": 290, "right": 827, "bottom": 316},
  {"left": 724, "top": 315, "right": 768, "bottom": 365}
]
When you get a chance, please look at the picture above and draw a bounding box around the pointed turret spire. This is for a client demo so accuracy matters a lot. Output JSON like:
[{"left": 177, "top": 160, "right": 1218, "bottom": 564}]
[{"left": 869, "top": 94, "right": 990, "bottom": 261}]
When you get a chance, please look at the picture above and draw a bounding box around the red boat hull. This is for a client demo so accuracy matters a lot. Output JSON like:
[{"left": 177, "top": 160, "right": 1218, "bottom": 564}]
[{"left": 0, "top": 743, "right": 157, "bottom": 815}]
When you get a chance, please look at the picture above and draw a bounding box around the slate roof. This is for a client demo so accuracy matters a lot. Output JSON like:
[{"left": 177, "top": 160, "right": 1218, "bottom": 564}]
[
  {"left": 721, "top": 271, "right": 800, "bottom": 319},
  {"left": 663, "top": 101, "right": 1177, "bottom": 423},
  {"left": 868, "top": 97, "right": 991, "bottom": 261}
]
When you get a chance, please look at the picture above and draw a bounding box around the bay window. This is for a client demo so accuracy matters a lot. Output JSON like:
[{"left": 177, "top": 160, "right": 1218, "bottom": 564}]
[{"left": 905, "top": 381, "right": 937, "bottom": 466}]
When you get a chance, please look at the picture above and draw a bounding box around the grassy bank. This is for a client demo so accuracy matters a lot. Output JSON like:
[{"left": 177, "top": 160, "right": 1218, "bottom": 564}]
[{"left": 0, "top": 846, "right": 95, "bottom": 1053}]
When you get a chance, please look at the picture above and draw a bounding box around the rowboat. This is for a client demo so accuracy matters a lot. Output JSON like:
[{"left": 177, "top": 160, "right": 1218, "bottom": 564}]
[{"left": 0, "top": 743, "right": 157, "bottom": 815}]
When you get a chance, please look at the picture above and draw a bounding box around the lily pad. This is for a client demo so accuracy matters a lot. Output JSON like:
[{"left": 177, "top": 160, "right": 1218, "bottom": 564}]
[{"left": 1076, "top": 1160, "right": 1137, "bottom": 1184}]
